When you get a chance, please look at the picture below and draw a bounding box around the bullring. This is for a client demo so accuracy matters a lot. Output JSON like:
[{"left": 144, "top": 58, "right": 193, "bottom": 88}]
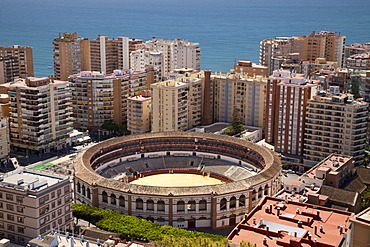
[{"left": 74, "top": 132, "right": 281, "bottom": 229}]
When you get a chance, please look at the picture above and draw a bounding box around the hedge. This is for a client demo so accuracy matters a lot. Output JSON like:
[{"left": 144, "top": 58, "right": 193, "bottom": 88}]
[{"left": 73, "top": 204, "right": 227, "bottom": 245}]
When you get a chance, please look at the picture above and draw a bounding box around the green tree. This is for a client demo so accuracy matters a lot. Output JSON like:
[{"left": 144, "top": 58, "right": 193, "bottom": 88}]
[
  {"left": 225, "top": 108, "right": 244, "bottom": 136},
  {"left": 350, "top": 76, "right": 361, "bottom": 99}
]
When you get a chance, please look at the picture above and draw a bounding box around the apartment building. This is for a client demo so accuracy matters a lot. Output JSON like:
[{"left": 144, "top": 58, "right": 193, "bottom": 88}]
[
  {"left": 0, "top": 56, "right": 20, "bottom": 83},
  {"left": 69, "top": 69, "right": 155, "bottom": 130},
  {"left": 233, "top": 60, "right": 268, "bottom": 77},
  {"left": 127, "top": 94, "right": 151, "bottom": 134},
  {"left": 53, "top": 33, "right": 143, "bottom": 80},
  {"left": 52, "top": 32, "right": 88, "bottom": 81},
  {"left": 138, "top": 37, "right": 200, "bottom": 78},
  {"left": 265, "top": 70, "right": 319, "bottom": 156},
  {"left": 1, "top": 77, "right": 73, "bottom": 154},
  {"left": 130, "top": 49, "right": 163, "bottom": 80},
  {"left": 304, "top": 88, "right": 368, "bottom": 165},
  {"left": 345, "top": 53, "right": 370, "bottom": 71},
  {"left": 0, "top": 45, "right": 34, "bottom": 79},
  {"left": 210, "top": 72, "right": 267, "bottom": 127},
  {"left": 0, "top": 170, "right": 72, "bottom": 244},
  {"left": 151, "top": 72, "right": 203, "bottom": 132},
  {"left": 344, "top": 42, "right": 370, "bottom": 58},
  {"left": 260, "top": 31, "right": 345, "bottom": 75},
  {"left": 0, "top": 117, "right": 10, "bottom": 164}
]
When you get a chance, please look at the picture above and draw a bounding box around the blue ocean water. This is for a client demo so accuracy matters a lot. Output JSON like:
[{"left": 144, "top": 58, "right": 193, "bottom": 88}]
[{"left": 1, "top": 0, "right": 369, "bottom": 77}]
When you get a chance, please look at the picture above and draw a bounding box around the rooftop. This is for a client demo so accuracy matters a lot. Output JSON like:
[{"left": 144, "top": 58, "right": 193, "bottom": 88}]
[
  {"left": 302, "top": 154, "right": 352, "bottom": 180},
  {"left": 0, "top": 169, "right": 67, "bottom": 192},
  {"left": 228, "top": 196, "right": 353, "bottom": 247}
]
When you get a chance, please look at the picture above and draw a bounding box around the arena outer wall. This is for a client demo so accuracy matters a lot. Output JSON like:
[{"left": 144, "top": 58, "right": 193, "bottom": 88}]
[{"left": 74, "top": 132, "right": 282, "bottom": 229}]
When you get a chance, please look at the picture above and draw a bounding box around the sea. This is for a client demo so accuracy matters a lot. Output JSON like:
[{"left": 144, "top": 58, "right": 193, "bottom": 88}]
[{"left": 1, "top": 0, "right": 370, "bottom": 77}]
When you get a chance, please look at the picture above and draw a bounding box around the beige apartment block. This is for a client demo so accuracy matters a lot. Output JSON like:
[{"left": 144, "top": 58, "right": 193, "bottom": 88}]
[
  {"left": 346, "top": 53, "right": 370, "bottom": 71},
  {"left": 304, "top": 88, "right": 368, "bottom": 165},
  {"left": 0, "top": 45, "right": 34, "bottom": 79},
  {"left": 127, "top": 94, "right": 151, "bottom": 134},
  {"left": 0, "top": 117, "right": 10, "bottom": 162},
  {"left": 151, "top": 72, "right": 203, "bottom": 132},
  {"left": 1, "top": 77, "right": 73, "bottom": 154},
  {"left": 233, "top": 60, "right": 268, "bottom": 77},
  {"left": 350, "top": 207, "right": 370, "bottom": 247},
  {"left": 52, "top": 32, "right": 87, "bottom": 81},
  {"left": 210, "top": 72, "right": 267, "bottom": 128},
  {"left": 0, "top": 170, "right": 73, "bottom": 244},
  {"left": 265, "top": 70, "right": 319, "bottom": 156},
  {"left": 69, "top": 69, "right": 156, "bottom": 130},
  {"left": 260, "top": 31, "right": 345, "bottom": 75},
  {"left": 0, "top": 56, "right": 20, "bottom": 83},
  {"left": 53, "top": 33, "right": 143, "bottom": 80}
]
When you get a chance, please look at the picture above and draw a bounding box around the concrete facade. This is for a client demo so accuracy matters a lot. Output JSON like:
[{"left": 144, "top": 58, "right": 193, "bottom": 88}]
[
  {"left": 0, "top": 170, "right": 72, "bottom": 244},
  {"left": 1, "top": 77, "right": 73, "bottom": 153},
  {"left": 265, "top": 70, "right": 319, "bottom": 156},
  {"left": 303, "top": 90, "right": 368, "bottom": 165},
  {"left": 151, "top": 72, "right": 203, "bottom": 132}
]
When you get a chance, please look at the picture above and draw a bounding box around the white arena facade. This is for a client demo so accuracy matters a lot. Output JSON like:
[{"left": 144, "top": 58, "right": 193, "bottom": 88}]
[{"left": 74, "top": 132, "right": 281, "bottom": 229}]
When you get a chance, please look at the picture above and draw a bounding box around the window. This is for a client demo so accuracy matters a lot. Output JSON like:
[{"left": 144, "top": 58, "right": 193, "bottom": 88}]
[
  {"left": 199, "top": 200, "right": 207, "bottom": 211},
  {"left": 119, "top": 196, "right": 125, "bottom": 207},
  {"left": 17, "top": 206, "right": 24, "bottom": 213},
  {"left": 147, "top": 200, "right": 154, "bottom": 211},
  {"left": 102, "top": 191, "right": 108, "bottom": 203},
  {"left": 0, "top": 222, "right": 3, "bottom": 228},
  {"left": 57, "top": 199, "right": 62, "bottom": 206},
  {"left": 65, "top": 213, "right": 71, "bottom": 222},
  {"left": 16, "top": 196, "right": 23, "bottom": 204},
  {"left": 58, "top": 218, "right": 62, "bottom": 225},
  {"left": 230, "top": 197, "right": 237, "bottom": 209},
  {"left": 8, "top": 224, "right": 15, "bottom": 231},
  {"left": 239, "top": 195, "right": 246, "bottom": 207},
  {"left": 7, "top": 214, "right": 14, "bottom": 221},
  {"left": 6, "top": 204, "right": 14, "bottom": 211},
  {"left": 39, "top": 206, "right": 49, "bottom": 216},
  {"left": 52, "top": 212, "right": 56, "bottom": 219},
  {"left": 18, "top": 227, "right": 24, "bottom": 233},
  {"left": 39, "top": 195, "right": 49, "bottom": 205},
  {"left": 64, "top": 185, "right": 70, "bottom": 193},
  {"left": 136, "top": 199, "right": 143, "bottom": 210},
  {"left": 65, "top": 196, "right": 70, "bottom": 203},
  {"left": 17, "top": 217, "right": 24, "bottom": 223},
  {"left": 187, "top": 200, "right": 196, "bottom": 211},
  {"left": 57, "top": 209, "right": 62, "bottom": 216},
  {"left": 220, "top": 198, "right": 227, "bottom": 211},
  {"left": 65, "top": 205, "right": 70, "bottom": 212},
  {"left": 0, "top": 202, "right": 2, "bottom": 208},
  {"left": 157, "top": 200, "right": 165, "bottom": 212},
  {"left": 0, "top": 192, "right": 2, "bottom": 198},
  {"left": 57, "top": 189, "right": 62, "bottom": 197},
  {"left": 51, "top": 192, "right": 55, "bottom": 198},
  {"left": 51, "top": 202, "right": 55, "bottom": 209},
  {"left": 177, "top": 201, "right": 185, "bottom": 212},
  {"left": 110, "top": 194, "right": 116, "bottom": 205},
  {"left": 6, "top": 194, "right": 13, "bottom": 200}
]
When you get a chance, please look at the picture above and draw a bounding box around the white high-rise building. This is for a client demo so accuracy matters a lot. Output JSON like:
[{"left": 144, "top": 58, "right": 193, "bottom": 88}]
[{"left": 131, "top": 38, "right": 200, "bottom": 79}]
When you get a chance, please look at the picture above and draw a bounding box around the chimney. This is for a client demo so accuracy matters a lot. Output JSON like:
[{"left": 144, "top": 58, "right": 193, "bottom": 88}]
[
  {"left": 263, "top": 237, "right": 267, "bottom": 245},
  {"left": 339, "top": 226, "right": 343, "bottom": 234},
  {"left": 269, "top": 204, "right": 273, "bottom": 213},
  {"left": 316, "top": 210, "right": 320, "bottom": 218},
  {"left": 202, "top": 70, "right": 212, "bottom": 125},
  {"left": 277, "top": 207, "right": 281, "bottom": 216},
  {"left": 320, "top": 225, "right": 324, "bottom": 233},
  {"left": 253, "top": 217, "right": 256, "bottom": 225},
  {"left": 314, "top": 225, "right": 318, "bottom": 235},
  {"left": 298, "top": 220, "right": 303, "bottom": 228},
  {"left": 307, "top": 232, "right": 312, "bottom": 240},
  {"left": 266, "top": 225, "right": 269, "bottom": 237}
]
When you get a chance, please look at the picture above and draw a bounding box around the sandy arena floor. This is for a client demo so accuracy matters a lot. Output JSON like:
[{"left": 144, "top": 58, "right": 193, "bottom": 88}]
[{"left": 129, "top": 173, "right": 225, "bottom": 187}]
